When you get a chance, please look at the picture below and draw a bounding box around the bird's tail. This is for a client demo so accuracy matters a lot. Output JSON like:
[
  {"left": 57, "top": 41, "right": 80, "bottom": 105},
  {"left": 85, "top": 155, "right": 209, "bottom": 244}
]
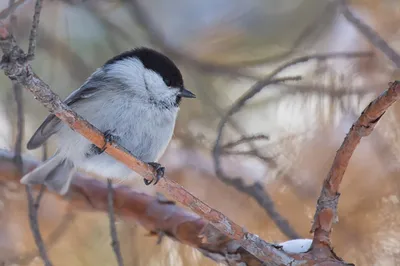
[{"left": 20, "top": 154, "right": 75, "bottom": 195}]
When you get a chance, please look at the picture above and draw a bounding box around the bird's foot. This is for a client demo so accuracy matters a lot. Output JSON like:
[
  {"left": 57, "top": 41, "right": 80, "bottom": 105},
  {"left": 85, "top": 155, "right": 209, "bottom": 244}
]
[
  {"left": 99, "top": 129, "right": 120, "bottom": 153},
  {"left": 144, "top": 162, "right": 165, "bottom": 185}
]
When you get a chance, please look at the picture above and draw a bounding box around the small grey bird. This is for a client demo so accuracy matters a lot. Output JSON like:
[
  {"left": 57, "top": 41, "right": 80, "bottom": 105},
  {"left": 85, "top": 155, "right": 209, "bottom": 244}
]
[{"left": 21, "top": 47, "right": 196, "bottom": 195}]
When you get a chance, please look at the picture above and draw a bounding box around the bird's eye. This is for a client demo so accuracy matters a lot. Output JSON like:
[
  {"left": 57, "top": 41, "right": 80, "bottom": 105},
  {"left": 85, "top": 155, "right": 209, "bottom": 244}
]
[{"left": 164, "top": 78, "right": 171, "bottom": 86}]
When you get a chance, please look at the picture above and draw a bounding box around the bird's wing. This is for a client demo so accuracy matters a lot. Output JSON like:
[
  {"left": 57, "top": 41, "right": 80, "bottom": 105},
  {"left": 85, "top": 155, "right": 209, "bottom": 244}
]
[{"left": 27, "top": 86, "right": 99, "bottom": 150}]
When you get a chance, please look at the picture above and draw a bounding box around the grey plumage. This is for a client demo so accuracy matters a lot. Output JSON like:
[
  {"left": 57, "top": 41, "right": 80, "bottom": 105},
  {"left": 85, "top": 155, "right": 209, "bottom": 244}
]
[{"left": 21, "top": 47, "right": 195, "bottom": 195}]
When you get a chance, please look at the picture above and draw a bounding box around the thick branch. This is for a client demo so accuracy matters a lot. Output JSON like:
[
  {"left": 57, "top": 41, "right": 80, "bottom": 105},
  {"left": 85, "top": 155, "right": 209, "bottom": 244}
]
[
  {"left": 0, "top": 150, "right": 351, "bottom": 265},
  {"left": 311, "top": 81, "right": 400, "bottom": 254}
]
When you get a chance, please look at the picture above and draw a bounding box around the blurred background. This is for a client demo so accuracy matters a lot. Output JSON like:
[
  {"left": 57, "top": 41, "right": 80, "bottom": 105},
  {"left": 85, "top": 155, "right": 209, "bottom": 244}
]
[{"left": 1, "top": 0, "right": 400, "bottom": 265}]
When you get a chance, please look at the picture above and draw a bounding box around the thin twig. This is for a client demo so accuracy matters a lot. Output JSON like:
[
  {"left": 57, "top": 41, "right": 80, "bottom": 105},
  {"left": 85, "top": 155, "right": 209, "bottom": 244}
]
[
  {"left": 4, "top": 211, "right": 75, "bottom": 266},
  {"left": 42, "top": 142, "right": 47, "bottom": 161},
  {"left": 221, "top": 150, "right": 275, "bottom": 165},
  {"left": 215, "top": 52, "right": 371, "bottom": 154},
  {"left": 34, "top": 183, "right": 45, "bottom": 207},
  {"left": 26, "top": 0, "right": 43, "bottom": 59},
  {"left": 25, "top": 186, "right": 53, "bottom": 266},
  {"left": 12, "top": 83, "right": 52, "bottom": 266},
  {"left": 222, "top": 135, "right": 270, "bottom": 150},
  {"left": 212, "top": 76, "right": 301, "bottom": 240},
  {"left": 212, "top": 51, "right": 373, "bottom": 239},
  {"left": 311, "top": 81, "right": 400, "bottom": 256},
  {"left": 34, "top": 144, "right": 47, "bottom": 207},
  {"left": 0, "top": 0, "right": 26, "bottom": 20},
  {"left": 107, "top": 179, "right": 124, "bottom": 266},
  {"left": 12, "top": 82, "right": 23, "bottom": 163},
  {"left": 339, "top": 0, "right": 400, "bottom": 68}
]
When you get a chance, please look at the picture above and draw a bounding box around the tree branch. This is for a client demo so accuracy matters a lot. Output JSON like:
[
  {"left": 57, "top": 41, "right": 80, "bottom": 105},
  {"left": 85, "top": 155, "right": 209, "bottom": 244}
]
[
  {"left": 107, "top": 179, "right": 124, "bottom": 266},
  {"left": 310, "top": 81, "right": 400, "bottom": 255},
  {"left": 7, "top": 2, "right": 52, "bottom": 264},
  {"left": 0, "top": 150, "right": 352, "bottom": 265},
  {"left": 26, "top": 0, "right": 43, "bottom": 59},
  {"left": 213, "top": 77, "right": 302, "bottom": 240},
  {"left": 222, "top": 135, "right": 270, "bottom": 150},
  {"left": 25, "top": 186, "right": 53, "bottom": 266},
  {"left": 13, "top": 76, "right": 52, "bottom": 266},
  {"left": 0, "top": 0, "right": 26, "bottom": 20},
  {"left": 339, "top": 0, "right": 400, "bottom": 68},
  {"left": 3, "top": 210, "right": 75, "bottom": 266},
  {"left": 212, "top": 51, "right": 373, "bottom": 240}
]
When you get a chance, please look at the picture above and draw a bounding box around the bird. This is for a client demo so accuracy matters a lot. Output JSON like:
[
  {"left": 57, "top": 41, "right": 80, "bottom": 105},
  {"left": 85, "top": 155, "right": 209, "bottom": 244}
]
[{"left": 20, "top": 47, "right": 196, "bottom": 195}]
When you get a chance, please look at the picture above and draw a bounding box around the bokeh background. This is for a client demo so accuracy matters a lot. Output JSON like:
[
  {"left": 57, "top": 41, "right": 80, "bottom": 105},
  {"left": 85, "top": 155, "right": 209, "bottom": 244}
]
[{"left": 1, "top": 0, "right": 400, "bottom": 265}]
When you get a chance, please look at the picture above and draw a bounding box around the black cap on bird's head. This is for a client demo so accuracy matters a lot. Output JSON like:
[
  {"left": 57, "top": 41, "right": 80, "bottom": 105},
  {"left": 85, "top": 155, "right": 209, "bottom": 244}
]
[{"left": 104, "top": 47, "right": 196, "bottom": 104}]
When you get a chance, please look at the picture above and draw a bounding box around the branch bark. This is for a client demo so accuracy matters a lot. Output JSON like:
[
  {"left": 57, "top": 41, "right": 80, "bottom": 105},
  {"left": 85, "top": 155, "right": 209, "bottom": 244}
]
[
  {"left": 310, "top": 81, "right": 400, "bottom": 256},
  {"left": 0, "top": 150, "right": 351, "bottom": 265}
]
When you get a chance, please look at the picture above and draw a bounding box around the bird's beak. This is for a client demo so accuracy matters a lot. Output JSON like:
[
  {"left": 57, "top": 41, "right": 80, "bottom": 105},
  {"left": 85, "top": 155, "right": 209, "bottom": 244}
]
[{"left": 179, "top": 88, "right": 196, "bottom": 98}]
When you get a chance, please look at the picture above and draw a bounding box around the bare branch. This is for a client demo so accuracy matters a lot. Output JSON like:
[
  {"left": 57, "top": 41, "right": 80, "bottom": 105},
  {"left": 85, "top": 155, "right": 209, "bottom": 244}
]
[
  {"left": 215, "top": 52, "right": 371, "bottom": 155},
  {"left": 222, "top": 135, "right": 270, "bottom": 150},
  {"left": 12, "top": 81, "right": 52, "bottom": 266},
  {"left": 221, "top": 134, "right": 274, "bottom": 167},
  {"left": 0, "top": 150, "right": 351, "bottom": 265},
  {"left": 34, "top": 145, "right": 47, "bottom": 213},
  {"left": 212, "top": 51, "right": 373, "bottom": 239},
  {"left": 212, "top": 77, "right": 301, "bottom": 240},
  {"left": 25, "top": 186, "right": 53, "bottom": 266},
  {"left": 4, "top": 211, "right": 75, "bottom": 266},
  {"left": 221, "top": 150, "right": 276, "bottom": 166},
  {"left": 339, "top": 0, "right": 400, "bottom": 68},
  {"left": 266, "top": 51, "right": 372, "bottom": 81},
  {"left": 12, "top": 53, "right": 53, "bottom": 266},
  {"left": 0, "top": 0, "right": 26, "bottom": 20},
  {"left": 26, "top": 0, "right": 43, "bottom": 59},
  {"left": 12, "top": 83, "right": 23, "bottom": 161},
  {"left": 311, "top": 81, "right": 400, "bottom": 255},
  {"left": 107, "top": 179, "right": 124, "bottom": 266}
]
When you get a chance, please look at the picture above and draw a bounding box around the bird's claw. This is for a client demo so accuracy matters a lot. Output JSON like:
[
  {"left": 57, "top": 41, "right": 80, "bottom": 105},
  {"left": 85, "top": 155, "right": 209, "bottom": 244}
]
[
  {"left": 99, "top": 129, "right": 120, "bottom": 153},
  {"left": 144, "top": 162, "right": 165, "bottom": 185}
]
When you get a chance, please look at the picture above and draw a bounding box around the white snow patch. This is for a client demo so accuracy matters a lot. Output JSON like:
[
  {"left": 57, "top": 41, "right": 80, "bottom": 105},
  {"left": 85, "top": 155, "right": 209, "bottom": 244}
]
[{"left": 279, "top": 239, "right": 312, "bottom": 254}]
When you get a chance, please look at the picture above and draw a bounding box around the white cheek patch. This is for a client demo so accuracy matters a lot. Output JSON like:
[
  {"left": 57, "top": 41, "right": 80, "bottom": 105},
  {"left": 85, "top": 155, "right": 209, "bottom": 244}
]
[
  {"left": 144, "top": 70, "right": 166, "bottom": 89},
  {"left": 144, "top": 70, "right": 179, "bottom": 102}
]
